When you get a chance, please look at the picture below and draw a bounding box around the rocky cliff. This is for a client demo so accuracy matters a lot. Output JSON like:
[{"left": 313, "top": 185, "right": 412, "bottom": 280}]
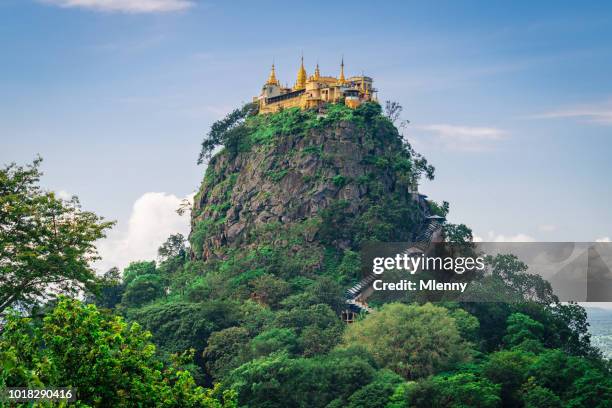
[{"left": 190, "top": 103, "right": 436, "bottom": 265}]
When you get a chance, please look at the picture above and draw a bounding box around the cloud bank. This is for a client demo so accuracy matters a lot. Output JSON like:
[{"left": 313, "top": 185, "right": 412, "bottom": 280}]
[
  {"left": 412, "top": 124, "right": 506, "bottom": 152},
  {"left": 531, "top": 100, "right": 612, "bottom": 125},
  {"left": 96, "top": 192, "right": 192, "bottom": 272},
  {"left": 473, "top": 231, "right": 536, "bottom": 242},
  {"left": 40, "top": 0, "right": 194, "bottom": 13}
]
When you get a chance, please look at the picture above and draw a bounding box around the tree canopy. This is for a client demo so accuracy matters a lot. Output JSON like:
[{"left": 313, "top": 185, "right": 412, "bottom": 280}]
[
  {"left": 0, "top": 297, "right": 237, "bottom": 407},
  {"left": 0, "top": 158, "right": 114, "bottom": 314},
  {"left": 342, "top": 302, "right": 472, "bottom": 379}
]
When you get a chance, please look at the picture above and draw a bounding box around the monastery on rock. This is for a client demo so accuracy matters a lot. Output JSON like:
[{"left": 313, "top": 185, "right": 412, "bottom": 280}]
[{"left": 254, "top": 57, "right": 376, "bottom": 114}]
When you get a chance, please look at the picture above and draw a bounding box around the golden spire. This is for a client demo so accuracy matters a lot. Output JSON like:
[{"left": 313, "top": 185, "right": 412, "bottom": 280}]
[
  {"left": 295, "top": 55, "right": 307, "bottom": 90},
  {"left": 314, "top": 63, "right": 320, "bottom": 80},
  {"left": 339, "top": 57, "right": 346, "bottom": 84},
  {"left": 266, "top": 62, "right": 279, "bottom": 86}
]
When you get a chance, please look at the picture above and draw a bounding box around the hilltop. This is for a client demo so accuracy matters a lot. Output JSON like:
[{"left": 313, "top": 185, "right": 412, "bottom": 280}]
[{"left": 189, "top": 102, "right": 441, "bottom": 293}]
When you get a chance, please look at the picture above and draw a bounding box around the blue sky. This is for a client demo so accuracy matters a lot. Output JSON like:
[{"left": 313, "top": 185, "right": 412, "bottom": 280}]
[{"left": 1, "top": 0, "right": 612, "bottom": 269}]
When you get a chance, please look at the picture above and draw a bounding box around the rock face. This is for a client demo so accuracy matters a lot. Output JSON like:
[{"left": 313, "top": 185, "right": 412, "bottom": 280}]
[{"left": 190, "top": 105, "right": 432, "bottom": 261}]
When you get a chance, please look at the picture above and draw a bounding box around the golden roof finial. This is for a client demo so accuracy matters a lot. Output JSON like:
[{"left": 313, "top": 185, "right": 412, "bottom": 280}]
[
  {"left": 266, "top": 61, "right": 280, "bottom": 86},
  {"left": 314, "top": 62, "right": 320, "bottom": 80},
  {"left": 339, "top": 56, "right": 346, "bottom": 84},
  {"left": 295, "top": 54, "right": 307, "bottom": 90}
]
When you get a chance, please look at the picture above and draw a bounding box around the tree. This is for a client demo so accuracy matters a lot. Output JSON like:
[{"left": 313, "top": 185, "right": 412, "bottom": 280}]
[
  {"left": 549, "top": 302, "right": 597, "bottom": 357},
  {"left": 203, "top": 327, "right": 251, "bottom": 380},
  {"left": 198, "top": 103, "right": 257, "bottom": 164},
  {"left": 250, "top": 328, "right": 298, "bottom": 358},
  {"left": 346, "top": 370, "right": 405, "bottom": 408},
  {"left": 87, "top": 267, "right": 124, "bottom": 309},
  {"left": 520, "top": 380, "right": 562, "bottom": 408},
  {"left": 488, "top": 254, "right": 558, "bottom": 305},
  {"left": 482, "top": 350, "right": 534, "bottom": 407},
  {"left": 0, "top": 158, "right": 114, "bottom": 314},
  {"left": 249, "top": 274, "right": 290, "bottom": 309},
  {"left": 566, "top": 368, "right": 612, "bottom": 408},
  {"left": 384, "top": 101, "right": 403, "bottom": 125},
  {"left": 227, "top": 349, "right": 376, "bottom": 408},
  {"left": 0, "top": 297, "right": 236, "bottom": 407},
  {"left": 342, "top": 303, "right": 471, "bottom": 379},
  {"left": 157, "top": 234, "right": 189, "bottom": 293},
  {"left": 448, "top": 307, "right": 480, "bottom": 343},
  {"left": 158, "top": 233, "right": 188, "bottom": 261},
  {"left": 399, "top": 373, "right": 501, "bottom": 408},
  {"left": 504, "top": 313, "right": 545, "bottom": 348},
  {"left": 122, "top": 260, "right": 157, "bottom": 285},
  {"left": 305, "top": 277, "right": 346, "bottom": 313},
  {"left": 127, "top": 300, "right": 241, "bottom": 357},
  {"left": 121, "top": 273, "right": 166, "bottom": 308},
  {"left": 443, "top": 223, "right": 473, "bottom": 243}
]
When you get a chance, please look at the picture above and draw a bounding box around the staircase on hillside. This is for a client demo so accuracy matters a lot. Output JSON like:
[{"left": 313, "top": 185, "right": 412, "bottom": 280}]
[{"left": 342, "top": 213, "right": 445, "bottom": 321}]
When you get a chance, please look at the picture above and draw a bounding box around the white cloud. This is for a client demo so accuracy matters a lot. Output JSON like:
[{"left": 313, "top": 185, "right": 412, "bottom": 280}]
[
  {"left": 39, "top": 0, "right": 195, "bottom": 13},
  {"left": 475, "top": 231, "right": 536, "bottom": 242},
  {"left": 411, "top": 124, "right": 507, "bottom": 152},
  {"left": 530, "top": 100, "right": 612, "bottom": 125},
  {"left": 493, "top": 233, "right": 536, "bottom": 243},
  {"left": 95, "top": 192, "right": 193, "bottom": 272},
  {"left": 596, "top": 237, "right": 611, "bottom": 242}
]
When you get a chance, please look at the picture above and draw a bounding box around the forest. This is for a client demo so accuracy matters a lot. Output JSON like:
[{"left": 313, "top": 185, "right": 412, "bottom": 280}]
[{"left": 1, "top": 102, "right": 611, "bottom": 407}]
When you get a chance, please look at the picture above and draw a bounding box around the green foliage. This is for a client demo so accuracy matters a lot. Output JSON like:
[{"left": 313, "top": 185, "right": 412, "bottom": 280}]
[
  {"left": 249, "top": 274, "right": 290, "bottom": 309},
  {"left": 565, "top": 368, "right": 612, "bottom": 408},
  {"left": 488, "top": 254, "right": 557, "bottom": 305},
  {"left": 122, "top": 273, "right": 165, "bottom": 307},
  {"left": 248, "top": 107, "right": 317, "bottom": 143},
  {"left": 550, "top": 302, "right": 597, "bottom": 357},
  {"left": 482, "top": 349, "right": 535, "bottom": 406},
  {"left": 504, "top": 313, "right": 545, "bottom": 348},
  {"left": 334, "top": 250, "right": 361, "bottom": 285},
  {"left": 0, "top": 298, "right": 236, "bottom": 407},
  {"left": 520, "top": 379, "right": 562, "bottom": 408},
  {"left": 274, "top": 304, "right": 344, "bottom": 356},
  {"left": 400, "top": 372, "right": 501, "bottom": 408},
  {"left": 448, "top": 307, "right": 481, "bottom": 343},
  {"left": 342, "top": 303, "right": 472, "bottom": 379},
  {"left": 203, "top": 327, "right": 251, "bottom": 380},
  {"left": 428, "top": 200, "right": 450, "bottom": 217},
  {"left": 227, "top": 349, "right": 376, "bottom": 408},
  {"left": 87, "top": 267, "right": 124, "bottom": 310},
  {"left": 317, "top": 195, "right": 422, "bottom": 246},
  {"left": 0, "top": 158, "right": 114, "bottom": 314},
  {"left": 127, "top": 300, "right": 241, "bottom": 357},
  {"left": 250, "top": 328, "right": 298, "bottom": 358},
  {"left": 159, "top": 233, "right": 188, "bottom": 261},
  {"left": 191, "top": 219, "right": 215, "bottom": 259},
  {"left": 266, "top": 169, "right": 288, "bottom": 182},
  {"left": 331, "top": 174, "right": 348, "bottom": 187},
  {"left": 301, "top": 145, "right": 322, "bottom": 157},
  {"left": 443, "top": 223, "right": 473, "bottom": 243},
  {"left": 123, "top": 260, "right": 157, "bottom": 286},
  {"left": 198, "top": 103, "right": 257, "bottom": 163},
  {"left": 345, "top": 370, "right": 405, "bottom": 408}
]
